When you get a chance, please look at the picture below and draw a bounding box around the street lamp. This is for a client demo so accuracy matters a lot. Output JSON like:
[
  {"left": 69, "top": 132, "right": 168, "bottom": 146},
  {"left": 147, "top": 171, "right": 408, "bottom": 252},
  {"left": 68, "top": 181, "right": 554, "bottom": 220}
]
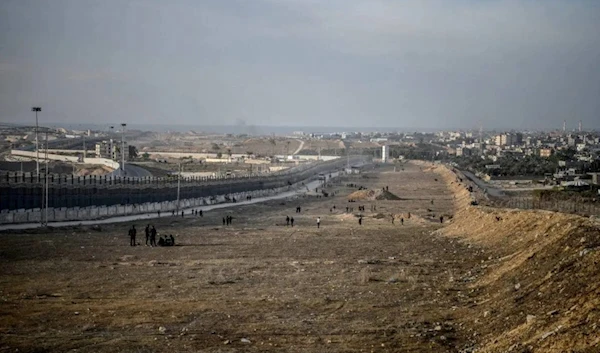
[
  {"left": 44, "top": 130, "right": 49, "bottom": 226},
  {"left": 32, "top": 107, "right": 41, "bottom": 177},
  {"left": 120, "top": 123, "right": 126, "bottom": 172},
  {"left": 177, "top": 163, "right": 182, "bottom": 213},
  {"left": 109, "top": 126, "right": 114, "bottom": 161}
]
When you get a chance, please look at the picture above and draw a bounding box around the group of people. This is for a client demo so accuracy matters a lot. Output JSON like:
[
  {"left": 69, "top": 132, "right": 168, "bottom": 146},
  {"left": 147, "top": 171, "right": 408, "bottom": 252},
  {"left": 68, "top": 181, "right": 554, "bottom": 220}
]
[
  {"left": 285, "top": 215, "right": 295, "bottom": 227},
  {"left": 223, "top": 215, "right": 234, "bottom": 225},
  {"left": 127, "top": 224, "right": 175, "bottom": 247},
  {"left": 171, "top": 209, "right": 203, "bottom": 217}
]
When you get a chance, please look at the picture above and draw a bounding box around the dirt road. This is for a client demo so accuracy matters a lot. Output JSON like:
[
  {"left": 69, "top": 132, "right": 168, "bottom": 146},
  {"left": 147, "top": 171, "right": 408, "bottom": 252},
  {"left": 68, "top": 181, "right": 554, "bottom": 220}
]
[{"left": 0, "top": 163, "right": 487, "bottom": 352}]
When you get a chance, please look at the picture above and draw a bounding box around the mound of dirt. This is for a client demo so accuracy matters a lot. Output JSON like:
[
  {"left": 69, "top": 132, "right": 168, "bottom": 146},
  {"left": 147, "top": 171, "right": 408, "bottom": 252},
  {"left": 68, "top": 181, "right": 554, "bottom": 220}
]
[
  {"left": 426, "top": 159, "right": 600, "bottom": 352},
  {"left": 347, "top": 189, "right": 401, "bottom": 201}
]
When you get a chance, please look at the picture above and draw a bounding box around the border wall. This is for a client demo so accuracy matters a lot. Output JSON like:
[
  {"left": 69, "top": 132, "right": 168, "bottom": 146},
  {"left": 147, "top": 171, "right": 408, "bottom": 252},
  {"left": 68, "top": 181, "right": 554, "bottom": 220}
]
[{"left": 0, "top": 157, "right": 368, "bottom": 224}]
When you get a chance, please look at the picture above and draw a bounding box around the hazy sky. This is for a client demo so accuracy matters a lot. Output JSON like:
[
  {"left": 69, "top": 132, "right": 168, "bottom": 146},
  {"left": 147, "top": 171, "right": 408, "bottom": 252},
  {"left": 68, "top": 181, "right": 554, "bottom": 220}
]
[{"left": 1, "top": 0, "right": 599, "bottom": 130}]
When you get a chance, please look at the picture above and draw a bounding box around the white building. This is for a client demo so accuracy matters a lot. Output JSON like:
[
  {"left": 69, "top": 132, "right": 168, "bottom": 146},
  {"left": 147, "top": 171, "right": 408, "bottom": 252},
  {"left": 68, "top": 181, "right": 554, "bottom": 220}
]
[{"left": 382, "top": 145, "right": 390, "bottom": 163}]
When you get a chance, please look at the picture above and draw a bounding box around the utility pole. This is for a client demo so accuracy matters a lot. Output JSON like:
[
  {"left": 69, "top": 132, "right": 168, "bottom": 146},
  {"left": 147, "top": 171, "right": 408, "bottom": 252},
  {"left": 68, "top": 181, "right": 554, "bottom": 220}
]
[
  {"left": 176, "top": 162, "right": 182, "bottom": 213},
  {"left": 109, "top": 126, "right": 114, "bottom": 160},
  {"left": 44, "top": 130, "right": 49, "bottom": 226},
  {"left": 32, "top": 107, "right": 41, "bottom": 178},
  {"left": 120, "top": 123, "right": 126, "bottom": 172}
]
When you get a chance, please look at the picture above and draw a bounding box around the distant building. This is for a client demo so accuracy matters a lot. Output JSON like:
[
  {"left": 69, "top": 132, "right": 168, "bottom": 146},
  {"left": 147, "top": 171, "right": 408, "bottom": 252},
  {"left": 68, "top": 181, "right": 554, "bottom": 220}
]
[
  {"left": 456, "top": 147, "right": 472, "bottom": 157},
  {"left": 539, "top": 148, "right": 554, "bottom": 158},
  {"left": 95, "top": 139, "right": 128, "bottom": 162},
  {"left": 382, "top": 145, "right": 390, "bottom": 163},
  {"left": 496, "top": 134, "right": 514, "bottom": 146}
]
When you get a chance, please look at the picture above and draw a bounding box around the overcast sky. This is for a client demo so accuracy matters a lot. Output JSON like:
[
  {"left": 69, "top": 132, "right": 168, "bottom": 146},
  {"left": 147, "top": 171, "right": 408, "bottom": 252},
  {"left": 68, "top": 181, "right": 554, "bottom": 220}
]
[{"left": 1, "top": 0, "right": 599, "bottom": 130}]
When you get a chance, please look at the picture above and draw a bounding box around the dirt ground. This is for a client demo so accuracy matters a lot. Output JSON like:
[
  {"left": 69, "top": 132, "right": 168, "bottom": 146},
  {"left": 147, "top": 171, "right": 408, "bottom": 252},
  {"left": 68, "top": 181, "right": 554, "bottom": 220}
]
[{"left": 1, "top": 162, "right": 598, "bottom": 352}]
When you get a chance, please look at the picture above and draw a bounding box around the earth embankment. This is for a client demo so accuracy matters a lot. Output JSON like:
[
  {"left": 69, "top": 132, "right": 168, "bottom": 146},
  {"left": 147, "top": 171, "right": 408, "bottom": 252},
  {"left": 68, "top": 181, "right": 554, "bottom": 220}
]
[{"left": 425, "top": 161, "right": 600, "bottom": 352}]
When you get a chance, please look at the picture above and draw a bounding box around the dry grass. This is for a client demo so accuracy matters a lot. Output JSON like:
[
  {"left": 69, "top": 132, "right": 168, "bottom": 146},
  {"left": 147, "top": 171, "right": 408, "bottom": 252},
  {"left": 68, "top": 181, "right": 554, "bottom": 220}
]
[{"left": 1, "top": 162, "right": 596, "bottom": 352}]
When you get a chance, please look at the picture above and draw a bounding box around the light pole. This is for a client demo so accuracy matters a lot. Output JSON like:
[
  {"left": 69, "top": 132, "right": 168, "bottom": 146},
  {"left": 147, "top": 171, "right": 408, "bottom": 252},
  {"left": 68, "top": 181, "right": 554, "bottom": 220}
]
[
  {"left": 176, "top": 163, "right": 182, "bottom": 213},
  {"left": 32, "top": 107, "right": 41, "bottom": 178},
  {"left": 109, "top": 126, "right": 114, "bottom": 160},
  {"left": 120, "top": 123, "right": 126, "bottom": 172},
  {"left": 44, "top": 130, "right": 49, "bottom": 226}
]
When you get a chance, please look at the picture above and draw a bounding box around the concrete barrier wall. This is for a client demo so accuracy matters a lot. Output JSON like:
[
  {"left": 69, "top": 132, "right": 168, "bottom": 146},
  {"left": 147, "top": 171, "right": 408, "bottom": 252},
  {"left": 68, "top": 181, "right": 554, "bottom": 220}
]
[
  {"left": 1, "top": 157, "right": 367, "bottom": 224},
  {"left": 11, "top": 150, "right": 119, "bottom": 170},
  {"left": 84, "top": 157, "right": 120, "bottom": 170},
  {"left": 0, "top": 173, "right": 323, "bottom": 224},
  {"left": 12, "top": 150, "right": 79, "bottom": 162}
]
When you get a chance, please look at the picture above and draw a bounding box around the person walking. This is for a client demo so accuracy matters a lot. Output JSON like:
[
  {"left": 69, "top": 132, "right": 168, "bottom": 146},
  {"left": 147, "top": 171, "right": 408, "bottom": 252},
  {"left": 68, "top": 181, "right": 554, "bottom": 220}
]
[
  {"left": 150, "top": 225, "right": 157, "bottom": 247},
  {"left": 129, "top": 225, "right": 137, "bottom": 246},
  {"left": 316, "top": 217, "right": 321, "bottom": 229},
  {"left": 290, "top": 217, "right": 294, "bottom": 227},
  {"left": 440, "top": 215, "right": 444, "bottom": 224},
  {"left": 145, "top": 224, "right": 150, "bottom": 246},
  {"left": 286, "top": 216, "right": 290, "bottom": 226}
]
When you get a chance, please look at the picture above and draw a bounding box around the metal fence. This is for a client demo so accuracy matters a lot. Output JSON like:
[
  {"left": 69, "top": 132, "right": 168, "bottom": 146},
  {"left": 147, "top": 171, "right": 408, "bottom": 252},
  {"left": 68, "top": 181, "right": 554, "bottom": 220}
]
[
  {"left": 491, "top": 197, "right": 600, "bottom": 217},
  {"left": 0, "top": 156, "right": 370, "bottom": 211}
]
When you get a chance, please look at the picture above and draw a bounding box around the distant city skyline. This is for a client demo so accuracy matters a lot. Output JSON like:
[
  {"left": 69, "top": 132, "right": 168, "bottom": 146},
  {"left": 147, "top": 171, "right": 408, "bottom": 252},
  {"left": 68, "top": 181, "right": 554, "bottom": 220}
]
[
  {"left": 1, "top": 1, "right": 599, "bottom": 129},
  {"left": 3, "top": 122, "right": 598, "bottom": 135}
]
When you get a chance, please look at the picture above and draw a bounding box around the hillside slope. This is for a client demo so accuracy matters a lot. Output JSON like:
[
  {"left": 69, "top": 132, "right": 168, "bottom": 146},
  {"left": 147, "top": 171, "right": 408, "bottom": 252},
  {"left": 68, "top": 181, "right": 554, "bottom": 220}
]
[{"left": 426, "top": 162, "right": 600, "bottom": 352}]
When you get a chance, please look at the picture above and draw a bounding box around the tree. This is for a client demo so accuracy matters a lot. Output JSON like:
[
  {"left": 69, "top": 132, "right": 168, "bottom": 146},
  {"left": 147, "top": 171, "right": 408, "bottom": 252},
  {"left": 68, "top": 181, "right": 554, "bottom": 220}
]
[
  {"left": 142, "top": 152, "right": 150, "bottom": 160},
  {"left": 128, "top": 145, "right": 139, "bottom": 159},
  {"left": 216, "top": 152, "right": 223, "bottom": 159},
  {"left": 268, "top": 138, "right": 276, "bottom": 157}
]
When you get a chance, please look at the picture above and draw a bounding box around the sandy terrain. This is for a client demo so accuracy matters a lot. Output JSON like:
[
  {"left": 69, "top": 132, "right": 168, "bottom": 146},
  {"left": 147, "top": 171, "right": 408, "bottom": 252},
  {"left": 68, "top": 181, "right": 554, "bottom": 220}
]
[{"left": 1, "top": 162, "right": 598, "bottom": 352}]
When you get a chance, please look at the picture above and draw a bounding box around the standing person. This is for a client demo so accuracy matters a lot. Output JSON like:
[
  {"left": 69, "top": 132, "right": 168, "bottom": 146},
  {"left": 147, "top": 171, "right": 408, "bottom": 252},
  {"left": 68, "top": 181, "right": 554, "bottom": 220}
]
[
  {"left": 145, "top": 224, "right": 150, "bottom": 246},
  {"left": 440, "top": 215, "right": 444, "bottom": 223},
  {"left": 181, "top": 211, "right": 184, "bottom": 218},
  {"left": 316, "top": 217, "right": 321, "bottom": 229},
  {"left": 228, "top": 215, "right": 233, "bottom": 225},
  {"left": 401, "top": 218, "right": 404, "bottom": 225},
  {"left": 157, "top": 210, "right": 161, "bottom": 218},
  {"left": 200, "top": 210, "right": 203, "bottom": 217},
  {"left": 150, "top": 225, "right": 157, "bottom": 246},
  {"left": 290, "top": 217, "right": 294, "bottom": 227},
  {"left": 129, "top": 225, "right": 137, "bottom": 246},
  {"left": 223, "top": 217, "right": 226, "bottom": 226},
  {"left": 286, "top": 216, "right": 290, "bottom": 226}
]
